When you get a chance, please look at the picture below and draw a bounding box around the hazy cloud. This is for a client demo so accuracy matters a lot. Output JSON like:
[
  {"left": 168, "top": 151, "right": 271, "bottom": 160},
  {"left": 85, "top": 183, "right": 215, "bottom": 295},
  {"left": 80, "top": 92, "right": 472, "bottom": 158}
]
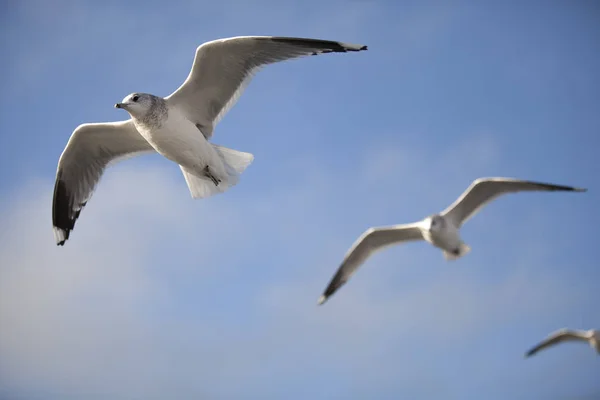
[{"left": 0, "top": 134, "right": 593, "bottom": 399}]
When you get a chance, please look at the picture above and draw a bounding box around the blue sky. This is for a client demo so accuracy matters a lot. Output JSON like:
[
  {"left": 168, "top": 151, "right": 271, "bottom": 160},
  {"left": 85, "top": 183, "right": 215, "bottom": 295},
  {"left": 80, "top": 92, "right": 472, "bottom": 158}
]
[{"left": 1, "top": 0, "right": 599, "bottom": 399}]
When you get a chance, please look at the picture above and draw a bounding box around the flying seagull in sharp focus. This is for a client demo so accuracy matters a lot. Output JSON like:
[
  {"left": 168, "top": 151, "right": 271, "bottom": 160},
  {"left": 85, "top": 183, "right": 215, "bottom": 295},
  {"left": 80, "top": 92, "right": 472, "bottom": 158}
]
[
  {"left": 52, "top": 36, "right": 368, "bottom": 246},
  {"left": 317, "top": 177, "right": 587, "bottom": 305},
  {"left": 525, "top": 328, "right": 600, "bottom": 357}
]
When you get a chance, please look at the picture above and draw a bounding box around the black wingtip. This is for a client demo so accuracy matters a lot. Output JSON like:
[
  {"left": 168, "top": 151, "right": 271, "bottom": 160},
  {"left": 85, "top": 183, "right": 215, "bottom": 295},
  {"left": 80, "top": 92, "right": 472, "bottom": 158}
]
[
  {"left": 528, "top": 180, "right": 589, "bottom": 193},
  {"left": 52, "top": 173, "right": 79, "bottom": 247},
  {"left": 270, "top": 37, "right": 368, "bottom": 54},
  {"left": 554, "top": 184, "right": 587, "bottom": 192},
  {"left": 317, "top": 271, "right": 348, "bottom": 306},
  {"left": 524, "top": 347, "right": 537, "bottom": 358},
  {"left": 323, "top": 281, "right": 341, "bottom": 300}
]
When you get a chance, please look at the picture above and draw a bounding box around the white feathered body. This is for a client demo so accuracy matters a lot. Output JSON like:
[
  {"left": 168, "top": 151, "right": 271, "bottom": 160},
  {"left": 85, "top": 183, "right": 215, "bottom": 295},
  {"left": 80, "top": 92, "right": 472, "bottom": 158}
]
[
  {"left": 133, "top": 106, "right": 227, "bottom": 180},
  {"left": 423, "top": 219, "right": 460, "bottom": 248},
  {"left": 421, "top": 216, "right": 471, "bottom": 260},
  {"left": 132, "top": 104, "right": 254, "bottom": 199}
]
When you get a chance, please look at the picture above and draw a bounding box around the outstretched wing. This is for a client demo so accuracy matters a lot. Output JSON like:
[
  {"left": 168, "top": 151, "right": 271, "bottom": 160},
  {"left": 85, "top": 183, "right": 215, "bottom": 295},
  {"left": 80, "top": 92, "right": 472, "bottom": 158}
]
[
  {"left": 318, "top": 223, "right": 424, "bottom": 305},
  {"left": 52, "top": 120, "right": 155, "bottom": 245},
  {"left": 525, "top": 329, "right": 590, "bottom": 357},
  {"left": 166, "top": 36, "right": 367, "bottom": 139},
  {"left": 441, "top": 177, "right": 586, "bottom": 227}
]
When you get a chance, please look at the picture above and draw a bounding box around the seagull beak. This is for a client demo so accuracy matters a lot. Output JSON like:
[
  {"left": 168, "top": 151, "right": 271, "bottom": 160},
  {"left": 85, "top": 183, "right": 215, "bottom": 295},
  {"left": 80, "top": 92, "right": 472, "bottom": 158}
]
[{"left": 114, "top": 103, "right": 124, "bottom": 109}]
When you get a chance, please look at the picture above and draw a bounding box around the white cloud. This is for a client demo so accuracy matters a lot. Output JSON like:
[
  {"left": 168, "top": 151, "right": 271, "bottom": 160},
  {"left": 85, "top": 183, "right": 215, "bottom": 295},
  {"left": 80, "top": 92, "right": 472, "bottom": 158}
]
[{"left": 0, "top": 133, "right": 594, "bottom": 399}]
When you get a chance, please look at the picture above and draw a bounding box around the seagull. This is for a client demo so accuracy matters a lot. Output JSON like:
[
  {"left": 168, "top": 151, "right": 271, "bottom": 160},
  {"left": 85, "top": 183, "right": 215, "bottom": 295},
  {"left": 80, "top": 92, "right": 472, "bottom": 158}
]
[
  {"left": 52, "top": 36, "right": 368, "bottom": 246},
  {"left": 317, "top": 177, "right": 587, "bottom": 305},
  {"left": 525, "top": 328, "right": 600, "bottom": 357}
]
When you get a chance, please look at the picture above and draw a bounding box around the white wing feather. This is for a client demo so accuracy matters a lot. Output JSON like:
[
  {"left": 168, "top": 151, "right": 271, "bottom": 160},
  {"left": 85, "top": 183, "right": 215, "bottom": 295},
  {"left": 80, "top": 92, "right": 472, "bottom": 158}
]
[
  {"left": 166, "top": 36, "right": 367, "bottom": 139},
  {"left": 525, "top": 329, "right": 593, "bottom": 357},
  {"left": 318, "top": 223, "right": 424, "bottom": 305},
  {"left": 441, "top": 177, "right": 586, "bottom": 227},
  {"left": 52, "top": 120, "right": 155, "bottom": 245}
]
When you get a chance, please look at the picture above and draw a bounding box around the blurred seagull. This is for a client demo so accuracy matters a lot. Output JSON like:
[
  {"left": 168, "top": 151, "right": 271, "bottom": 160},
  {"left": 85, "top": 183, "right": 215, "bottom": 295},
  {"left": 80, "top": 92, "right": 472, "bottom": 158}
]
[
  {"left": 525, "top": 328, "right": 600, "bottom": 357},
  {"left": 52, "top": 36, "right": 368, "bottom": 246},
  {"left": 317, "top": 177, "right": 587, "bottom": 305}
]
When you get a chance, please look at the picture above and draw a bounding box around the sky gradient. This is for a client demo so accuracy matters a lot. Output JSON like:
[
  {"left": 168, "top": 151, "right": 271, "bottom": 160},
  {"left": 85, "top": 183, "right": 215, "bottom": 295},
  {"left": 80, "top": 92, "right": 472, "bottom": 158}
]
[{"left": 1, "top": 1, "right": 599, "bottom": 399}]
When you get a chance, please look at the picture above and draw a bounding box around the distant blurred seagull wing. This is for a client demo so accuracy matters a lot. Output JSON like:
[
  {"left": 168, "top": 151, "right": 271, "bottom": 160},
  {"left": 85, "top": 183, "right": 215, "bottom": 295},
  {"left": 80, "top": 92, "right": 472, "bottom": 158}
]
[
  {"left": 52, "top": 120, "right": 155, "bottom": 245},
  {"left": 441, "top": 177, "right": 586, "bottom": 227},
  {"left": 525, "top": 329, "right": 591, "bottom": 357},
  {"left": 166, "top": 35, "right": 367, "bottom": 139},
  {"left": 318, "top": 223, "right": 424, "bottom": 305}
]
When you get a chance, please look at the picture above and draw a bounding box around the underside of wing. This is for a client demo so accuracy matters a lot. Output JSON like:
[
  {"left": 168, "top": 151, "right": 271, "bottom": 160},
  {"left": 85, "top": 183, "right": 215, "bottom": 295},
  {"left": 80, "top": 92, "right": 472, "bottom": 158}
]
[
  {"left": 525, "top": 329, "right": 587, "bottom": 357},
  {"left": 166, "top": 36, "right": 368, "bottom": 138},
  {"left": 442, "top": 177, "right": 586, "bottom": 227},
  {"left": 52, "top": 120, "right": 155, "bottom": 245},
  {"left": 318, "top": 223, "right": 423, "bottom": 305}
]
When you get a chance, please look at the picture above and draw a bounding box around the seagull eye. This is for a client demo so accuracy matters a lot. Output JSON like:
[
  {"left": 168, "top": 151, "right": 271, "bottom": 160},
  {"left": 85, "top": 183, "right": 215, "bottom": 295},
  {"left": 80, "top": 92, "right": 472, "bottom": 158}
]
[{"left": 132, "top": 95, "right": 139, "bottom": 102}]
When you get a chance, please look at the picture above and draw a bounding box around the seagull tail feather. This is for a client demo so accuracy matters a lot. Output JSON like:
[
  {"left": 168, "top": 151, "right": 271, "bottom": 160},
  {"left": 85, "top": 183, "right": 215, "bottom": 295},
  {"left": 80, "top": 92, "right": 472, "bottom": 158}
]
[
  {"left": 179, "top": 145, "right": 254, "bottom": 199},
  {"left": 212, "top": 144, "right": 254, "bottom": 176},
  {"left": 443, "top": 242, "right": 472, "bottom": 261}
]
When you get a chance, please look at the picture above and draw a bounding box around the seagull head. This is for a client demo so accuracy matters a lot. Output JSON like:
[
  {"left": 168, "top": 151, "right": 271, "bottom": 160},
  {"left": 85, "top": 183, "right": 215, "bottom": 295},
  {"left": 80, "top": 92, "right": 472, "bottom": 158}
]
[
  {"left": 114, "top": 93, "right": 154, "bottom": 117},
  {"left": 426, "top": 214, "right": 445, "bottom": 232}
]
